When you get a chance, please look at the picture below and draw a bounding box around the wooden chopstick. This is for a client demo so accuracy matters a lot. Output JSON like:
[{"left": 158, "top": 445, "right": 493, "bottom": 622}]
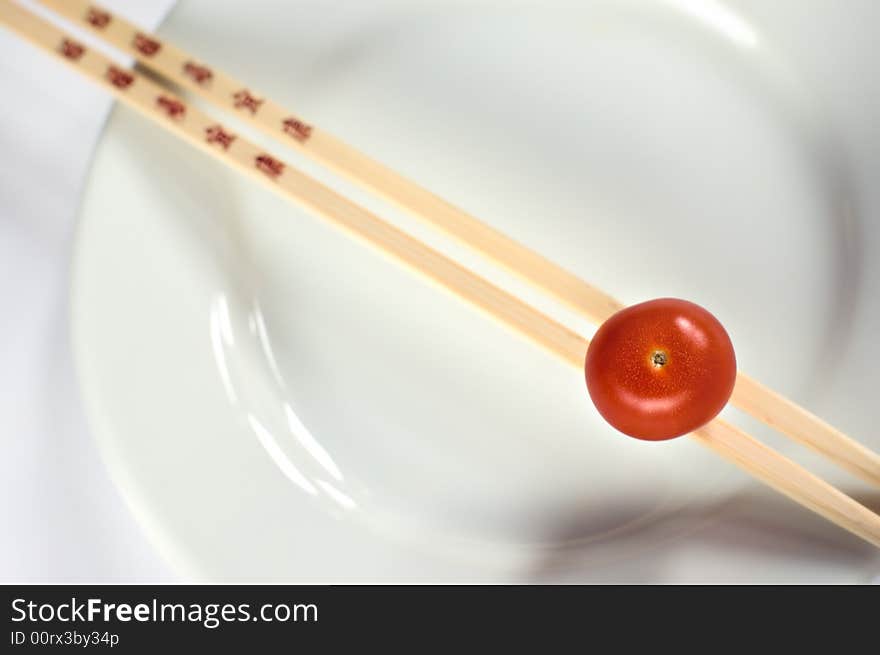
[
  {"left": 34, "top": 0, "right": 880, "bottom": 490},
  {"left": 30, "top": 0, "right": 624, "bottom": 323},
  {"left": 3, "top": 0, "right": 879, "bottom": 549}
]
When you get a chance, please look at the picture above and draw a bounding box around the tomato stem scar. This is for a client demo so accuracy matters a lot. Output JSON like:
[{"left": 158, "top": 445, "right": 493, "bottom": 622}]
[{"left": 651, "top": 350, "right": 668, "bottom": 368}]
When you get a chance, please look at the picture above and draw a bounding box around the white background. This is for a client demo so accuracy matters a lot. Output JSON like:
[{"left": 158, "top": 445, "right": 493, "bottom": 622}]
[{"left": 1, "top": 0, "right": 177, "bottom": 582}]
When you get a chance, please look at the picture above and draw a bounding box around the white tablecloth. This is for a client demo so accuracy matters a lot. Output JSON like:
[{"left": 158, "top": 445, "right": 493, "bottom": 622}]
[{"left": 1, "top": 0, "right": 177, "bottom": 582}]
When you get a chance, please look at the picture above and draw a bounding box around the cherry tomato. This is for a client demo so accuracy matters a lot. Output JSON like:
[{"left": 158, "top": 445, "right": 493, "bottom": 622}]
[{"left": 584, "top": 298, "right": 736, "bottom": 441}]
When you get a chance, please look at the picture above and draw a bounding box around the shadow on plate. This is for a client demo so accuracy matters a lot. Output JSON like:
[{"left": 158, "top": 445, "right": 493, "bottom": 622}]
[{"left": 526, "top": 489, "right": 880, "bottom": 583}]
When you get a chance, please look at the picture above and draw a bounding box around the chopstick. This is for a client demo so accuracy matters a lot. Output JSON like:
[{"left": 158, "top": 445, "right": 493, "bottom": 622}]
[
  {"left": 3, "top": 0, "right": 879, "bottom": 548},
  {"left": 34, "top": 0, "right": 880, "bottom": 490}
]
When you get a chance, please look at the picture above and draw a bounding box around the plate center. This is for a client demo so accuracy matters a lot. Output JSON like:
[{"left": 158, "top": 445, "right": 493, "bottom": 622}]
[{"left": 224, "top": 2, "right": 853, "bottom": 547}]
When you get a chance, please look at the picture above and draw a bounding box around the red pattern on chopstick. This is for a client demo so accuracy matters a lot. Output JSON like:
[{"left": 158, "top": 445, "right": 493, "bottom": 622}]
[
  {"left": 59, "top": 38, "right": 85, "bottom": 61},
  {"left": 183, "top": 61, "right": 213, "bottom": 86},
  {"left": 283, "top": 117, "right": 313, "bottom": 143},
  {"left": 133, "top": 33, "right": 161, "bottom": 56},
  {"left": 205, "top": 125, "right": 236, "bottom": 150},
  {"left": 85, "top": 7, "right": 111, "bottom": 29},
  {"left": 106, "top": 65, "right": 134, "bottom": 89},
  {"left": 255, "top": 154, "right": 284, "bottom": 179},
  {"left": 156, "top": 95, "right": 186, "bottom": 120},
  {"left": 233, "top": 89, "right": 263, "bottom": 115}
]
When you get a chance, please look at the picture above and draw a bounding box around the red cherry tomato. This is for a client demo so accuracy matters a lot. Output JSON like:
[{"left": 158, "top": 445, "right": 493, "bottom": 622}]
[{"left": 585, "top": 298, "right": 736, "bottom": 441}]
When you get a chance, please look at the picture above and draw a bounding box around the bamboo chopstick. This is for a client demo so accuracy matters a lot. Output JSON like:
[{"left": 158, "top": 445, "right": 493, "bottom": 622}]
[
  {"left": 3, "top": 0, "right": 879, "bottom": 548},
  {"left": 34, "top": 0, "right": 880, "bottom": 489}
]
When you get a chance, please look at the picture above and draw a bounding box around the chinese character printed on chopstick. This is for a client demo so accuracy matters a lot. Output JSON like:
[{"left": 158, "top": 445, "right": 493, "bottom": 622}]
[
  {"left": 255, "top": 154, "right": 284, "bottom": 179},
  {"left": 133, "top": 33, "right": 162, "bottom": 57},
  {"left": 59, "top": 38, "right": 86, "bottom": 61},
  {"left": 85, "top": 7, "right": 111, "bottom": 29},
  {"left": 183, "top": 61, "right": 214, "bottom": 86},
  {"left": 283, "top": 117, "right": 313, "bottom": 143},
  {"left": 233, "top": 89, "right": 263, "bottom": 115},
  {"left": 205, "top": 125, "right": 236, "bottom": 150},
  {"left": 106, "top": 66, "right": 134, "bottom": 89},
  {"left": 156, "top": 96, "right": 186, "bottom": 120}
]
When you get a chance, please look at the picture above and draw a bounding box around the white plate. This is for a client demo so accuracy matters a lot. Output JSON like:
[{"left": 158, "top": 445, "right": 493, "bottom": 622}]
[{"left": 73, "top": 0, "right": 880, "bottom": 582}]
